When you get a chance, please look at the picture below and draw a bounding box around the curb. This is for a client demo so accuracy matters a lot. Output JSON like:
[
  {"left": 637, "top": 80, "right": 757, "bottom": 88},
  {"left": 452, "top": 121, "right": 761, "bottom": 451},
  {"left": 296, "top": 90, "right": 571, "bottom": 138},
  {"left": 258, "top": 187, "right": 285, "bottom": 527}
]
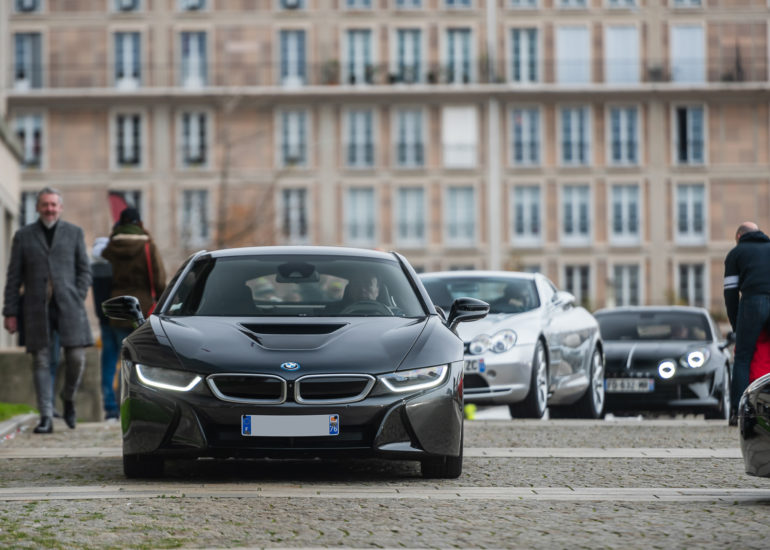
[{"left": 0, "top": 413, "right": 38, "bottom": 441}]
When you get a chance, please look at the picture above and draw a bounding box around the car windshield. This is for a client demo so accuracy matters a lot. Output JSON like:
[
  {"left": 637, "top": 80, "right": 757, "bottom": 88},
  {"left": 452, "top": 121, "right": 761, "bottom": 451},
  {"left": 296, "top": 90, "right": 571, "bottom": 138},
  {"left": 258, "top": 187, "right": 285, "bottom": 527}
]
[
  {"left": 596, "top": 311, "right": 712, "bottom": 342},
  {"left": 163, "top": 254, "right": 427, "bottom": 318},
  {"left": 421, "top": 276, "right": 539, "bottom": 314}
]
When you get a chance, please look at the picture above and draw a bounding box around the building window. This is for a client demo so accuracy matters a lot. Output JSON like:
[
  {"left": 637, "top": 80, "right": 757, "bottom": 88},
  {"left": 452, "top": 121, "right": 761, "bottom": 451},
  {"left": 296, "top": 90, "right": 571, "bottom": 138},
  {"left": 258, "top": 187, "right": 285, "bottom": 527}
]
[
  {"left": 511, "top": 107, "right": 540, "bottom": 166},
  {"left": 559, "top": 0, "right": 587, "bottom": 7},
  {"left": 279, "top": 30, "right": 306, "bottom": 87},
  {"left": 15, "top": 0, "right": 41, "bottom": 13},
  {"left": 114, "top": 0, "right": 140, "bottom": 11},
  {"left": 396, "top": 188, "right": 426, "bottom": 247},
  {"left": 510, "top": 28, "right": 538, "bottom": 83},
  {"left": 346, "top": 0, "right": 372, "bottom": 8},
  {"left": 564, "top": 265, "right": 591, "bottom": 307},
  {"left": 674, "top": 106, "right": 704, "bottom": 165},
  {"left": 605, "top": 25, "right": 639, "bottom": 84},
  {"left": 346, "top": 109, "right": 374, "bottom": 168},
  {"left": 180, "top": 111, "right": 208, "bottom": 167},
  {"left": 20, "top": 191, "right": 37, "bottom": 226},
  {"left": 672, "top": 0, "right": 701, "bottom": 7},
  {"left": 114, "top": 32, "right": 141, "bottom": 90},
  {"left": 671, "top": 25, "right": 705, "bottom": 83},
  {"left": 15, "top": 114, "right": 43, "bottom": 169},
  {"left": 394, "top": 108, "right": 424, "bottom": 168},
  {"left": 561, "top": 106, "right": 591, "bottom": 165},
  {"left": 280, "top": 0, "right": 305, "bottom": 9},
  {"left": 676, "top": 183, "right": 706, "bottom": 244},
  {"left": 607, "top": 0, "right": 636, "bottom": 6},
  {"left": 442, "top": 106, "right": 477, "bottom": 168},
  {"left": 395, "top": 0, "right": 422, "bottom": 8},
  {"left": 609, "top": 106, "right": 638, "bottom": 165},
  {"left": 395, "top": 29, "right": 422, "bottom": 84},
  {"left": 445, "top": 187, "right": 475, "bottom": 246},
  {"left": 445, "top": 0, "right": 471, "bottom": 7},
  {"left": 556, "top": 26, "right": 590, "bottom": 84},
  {"left": 115, "top": 114, "right": 142, "bottom": 168},
  {"left": 345, "top": 188, "right": 376, "bottom": 245},
  {"left": 181, "top": 190, "right": 210, "bottom": 247},
  {"left": 610, "top": 184, "right": 640, "bottom": 246},
  {"left": 678, "top": 263, "right": 705, "bottom": 307},
  {"left": 613, "top": 264, "right": 640, "bottom": 306},
  {"left": 346, "top": 29, "right": 374, "bottom": 85},
  {"left": 282, "top": 189, "right": 308, "bottom": 244},
  {"left": 179, "top": 0, "right": 206, "bottom": 10},
  {"left": 280, "top": 109, "right": 308, "bottom": 167},
  {"left": 510, "top": 0, "right": 537, "bottom": 7},
  {"left": 562, "top": 184, "right": 591, "bottom": 245},
  {"left": 512, "top": 185, "right": 541, "bottom": 245},
  {"left": 180, "top": 31, "right": 207, "bottom": 89},
  {"left": 446, "top": 28, "right": 472, "bottom": 84},
  {"left": 14, "top": 33, "right": 42, "bottom": 90}
]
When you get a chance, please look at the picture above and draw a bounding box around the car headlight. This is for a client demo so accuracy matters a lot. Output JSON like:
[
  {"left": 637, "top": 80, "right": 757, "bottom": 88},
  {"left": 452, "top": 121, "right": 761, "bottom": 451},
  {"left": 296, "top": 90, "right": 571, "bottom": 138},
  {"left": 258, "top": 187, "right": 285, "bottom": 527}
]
[
  {"left": 379, "top": 365, "right": 448, "bottom": 393},
  {"left": 658, "top": 360, "right": 676, "bottom": 379},
  {"left": 679, "top": 348, "right": 710, "bottom": 369},
  {"left": 136, "top": 364, "right": 202, "bottom": 392},
  {"left": 469, "top": 330, "right": 517, "bottom": 355}
]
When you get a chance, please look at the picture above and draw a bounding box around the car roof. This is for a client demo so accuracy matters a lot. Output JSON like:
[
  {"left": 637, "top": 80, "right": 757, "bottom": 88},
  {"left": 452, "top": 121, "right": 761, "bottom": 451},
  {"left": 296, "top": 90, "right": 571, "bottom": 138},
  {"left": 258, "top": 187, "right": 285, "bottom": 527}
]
[
  {"left": 420, "top": 270, "right": 538, "bottom": 281},
  {"left": 594, "top": 305, "right": 710, "bottom": 317},
  {"left": 199, "top": 246, "right": 397, "bottom": 261}
]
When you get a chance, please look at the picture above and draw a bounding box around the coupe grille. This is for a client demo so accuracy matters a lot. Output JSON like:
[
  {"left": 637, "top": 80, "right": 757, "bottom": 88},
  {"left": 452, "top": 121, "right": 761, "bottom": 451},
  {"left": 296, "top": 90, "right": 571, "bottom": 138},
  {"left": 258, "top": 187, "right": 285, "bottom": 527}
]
[
  {"left": 295, "top": 375, "right": 376, "bottom": 404},
  {"left": 207, "top": 374, "right": 286, "bottom": 404}
]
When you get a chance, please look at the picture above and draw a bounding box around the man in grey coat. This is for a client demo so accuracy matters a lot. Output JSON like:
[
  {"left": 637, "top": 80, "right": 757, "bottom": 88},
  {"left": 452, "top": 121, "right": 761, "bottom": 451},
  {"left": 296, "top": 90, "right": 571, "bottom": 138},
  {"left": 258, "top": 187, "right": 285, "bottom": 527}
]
[{"left": 2, "top": 187, "right": 93, "bottom": 433}]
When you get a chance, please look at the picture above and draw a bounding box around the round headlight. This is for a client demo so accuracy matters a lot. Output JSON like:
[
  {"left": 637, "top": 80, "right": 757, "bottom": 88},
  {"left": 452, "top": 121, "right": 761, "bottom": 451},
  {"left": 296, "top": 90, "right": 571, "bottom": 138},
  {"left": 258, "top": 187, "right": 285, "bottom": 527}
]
[
  {"left": 469, "top": 334, "right": 490, "bottom": 356},
  {"left": 686, "top": 350, "right": 706, "bottom": 368},
  {"left": 490, "top": 329, "right": 517, "bottom": 353},
  {"left": 658, "top": 360, "right": 676, "bottom": 379}
]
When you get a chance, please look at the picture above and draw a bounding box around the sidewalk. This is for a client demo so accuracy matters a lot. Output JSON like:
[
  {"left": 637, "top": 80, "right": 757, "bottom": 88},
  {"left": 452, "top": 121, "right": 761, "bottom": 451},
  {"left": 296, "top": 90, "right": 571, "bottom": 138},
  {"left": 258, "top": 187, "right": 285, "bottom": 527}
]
[{"left": 0, "top": 413, "right": 37, "bottom": 441}]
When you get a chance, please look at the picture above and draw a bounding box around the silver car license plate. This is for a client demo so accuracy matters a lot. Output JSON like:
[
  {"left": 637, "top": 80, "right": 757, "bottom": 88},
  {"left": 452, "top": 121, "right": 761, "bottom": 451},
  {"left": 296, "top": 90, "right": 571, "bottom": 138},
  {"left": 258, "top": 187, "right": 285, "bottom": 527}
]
[
  {"left": 464, "top": 359, "right": 486, "bottom": 374},
  {"left": 241, "top": 414, "right": 340, "bottom": 437},
  {"left": 605, "top": 378, "right": 655, "bottom": 393}
]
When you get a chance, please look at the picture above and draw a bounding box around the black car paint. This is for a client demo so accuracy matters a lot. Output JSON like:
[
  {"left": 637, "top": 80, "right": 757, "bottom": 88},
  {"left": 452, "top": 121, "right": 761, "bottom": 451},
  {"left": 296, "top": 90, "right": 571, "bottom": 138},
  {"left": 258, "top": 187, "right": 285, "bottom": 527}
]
[{"left": 739, "top": 373, "right": 770, "bottom": 477}]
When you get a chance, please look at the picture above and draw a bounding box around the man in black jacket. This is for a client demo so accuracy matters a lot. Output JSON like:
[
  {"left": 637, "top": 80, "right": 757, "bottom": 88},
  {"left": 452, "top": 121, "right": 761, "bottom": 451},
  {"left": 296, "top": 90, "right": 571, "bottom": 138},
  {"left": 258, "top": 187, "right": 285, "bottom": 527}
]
[{"left": 723, "top": 221, "right": 770, "bottom": 424}]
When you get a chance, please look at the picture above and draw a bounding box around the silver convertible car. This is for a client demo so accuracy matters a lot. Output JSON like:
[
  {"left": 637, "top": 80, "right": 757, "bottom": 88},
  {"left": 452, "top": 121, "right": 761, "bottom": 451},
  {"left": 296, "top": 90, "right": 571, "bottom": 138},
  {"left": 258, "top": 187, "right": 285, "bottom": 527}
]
[{"left": 420, "top": 271, "right": 605, "bottom": 419}]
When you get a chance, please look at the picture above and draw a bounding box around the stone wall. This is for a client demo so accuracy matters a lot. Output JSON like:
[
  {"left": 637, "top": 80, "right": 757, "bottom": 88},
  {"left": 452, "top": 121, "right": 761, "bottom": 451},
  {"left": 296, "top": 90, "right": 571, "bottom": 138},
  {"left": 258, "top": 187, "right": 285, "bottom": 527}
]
[{"left": 0, "top": 348, "right": 104, "bottom": 422}]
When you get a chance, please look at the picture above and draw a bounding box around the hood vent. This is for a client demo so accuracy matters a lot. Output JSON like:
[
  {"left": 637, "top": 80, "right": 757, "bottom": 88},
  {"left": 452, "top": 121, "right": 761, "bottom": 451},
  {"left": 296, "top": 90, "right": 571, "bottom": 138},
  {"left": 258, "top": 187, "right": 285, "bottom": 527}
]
[{"left": 241, "top": 323, "right": 346, "bottom": 335}]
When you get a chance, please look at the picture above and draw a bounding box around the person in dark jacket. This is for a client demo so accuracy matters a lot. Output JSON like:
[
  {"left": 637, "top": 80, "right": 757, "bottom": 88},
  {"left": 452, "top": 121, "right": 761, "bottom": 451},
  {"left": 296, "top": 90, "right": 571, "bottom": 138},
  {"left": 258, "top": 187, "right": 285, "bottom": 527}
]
[
  {"left": 92, "top": 237, "right": 120, "bottom": 421},
  {"left": 2, "top": 187, "right": 93, "bottom": 434},
  {"left": 723, "top": 221, "right": 770, "bottom": 424},
  {"left": 101, "top": 208, "right": 166, "bottom": 344}
]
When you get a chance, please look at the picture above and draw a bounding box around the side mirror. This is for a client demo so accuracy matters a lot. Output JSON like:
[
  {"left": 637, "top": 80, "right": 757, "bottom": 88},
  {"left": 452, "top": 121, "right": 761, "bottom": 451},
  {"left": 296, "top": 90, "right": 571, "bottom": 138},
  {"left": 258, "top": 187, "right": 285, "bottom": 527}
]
[
  {"left": 720, "top": 331, "right": 736, "bottom": 351},
  {"left": 102, "top": 295, "right": 145, "bottom": 328},
  {"left": 446, "top": 297, "right": 489, "bottom": 332},
  {"left": 552, "top": 291, "right": 576, "bottom": 309}
]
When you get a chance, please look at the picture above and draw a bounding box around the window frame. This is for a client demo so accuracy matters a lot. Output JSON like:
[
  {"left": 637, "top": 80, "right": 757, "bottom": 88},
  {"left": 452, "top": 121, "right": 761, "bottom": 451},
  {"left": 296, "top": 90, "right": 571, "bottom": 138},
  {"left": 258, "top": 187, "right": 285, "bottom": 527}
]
[
  {"left": 343, "top": 107, "right": 377, "bottom": 169},
  {"left": 444, "top": 185, "right": 477, "bottom": 248},
  {"left": 280, "top": 187, "right": 311, "bottom": 245},
  {"left": 276, "top": 107, "right": 311, "bottom": 169},
  {"left": 606, "top": 104, "right": 640, "bottom": 166},
  {"left": 559, "top": 105, "right": 592, "bottom": 167},
  {"left": 394, "top": 186, "right": 428, "bottom": 249},
  {"left": 392, "top": 106, "right": 426, "bottom": 169},
  {"left": 510, "top": 183, "right": 543, "bottom": 248},
  {"left": 110, "top": 107, "right": 148, "bottom": 171},
  {"left": 176, "top": 107, "right": 213, "bottom": 170},
  {"left": 608, "top": 182, "right": 642, "bottom": 247},
  {"left": 676, "top": 261, "right": 708, "bottom": 308},
  {"left": 178, "top": 29, "right": 209, "bottom": 89},
  {"left": 179, "top": 188, "right": 211, "bottom": 249},
  {"left": 672, "top": 103, "right": 706, "bottom": 165},
  {"left": 14, "top": 111, "right": 45, "bottom": 170},
  {"left": 559, "top": 183, "right": 593, "bottom": 247},
  {"left": 674, "top": 182, "right": 708, "bottom": 246},
  {"left": 610, "top": 262, "right": 643, "bottom": 306},
  {"left": 277, "top": 27, "right": 308, "bottom": 87},
  {"left": 344, "top": 187, "right": 378, "bottom": 246}
]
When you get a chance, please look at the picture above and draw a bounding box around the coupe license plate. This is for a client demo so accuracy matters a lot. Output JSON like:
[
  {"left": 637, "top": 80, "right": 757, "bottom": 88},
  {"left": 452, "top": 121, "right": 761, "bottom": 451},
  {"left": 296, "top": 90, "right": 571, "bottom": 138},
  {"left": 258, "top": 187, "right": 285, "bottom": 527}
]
[
  {"left": 241, "top": 414, "right": 340, "bottom": 437},
  {"left": 464, "top": 358, "right": 486, "bottom": 374},
  {"left": 605, "top": 378, "right": 655, "bottom": 393}
]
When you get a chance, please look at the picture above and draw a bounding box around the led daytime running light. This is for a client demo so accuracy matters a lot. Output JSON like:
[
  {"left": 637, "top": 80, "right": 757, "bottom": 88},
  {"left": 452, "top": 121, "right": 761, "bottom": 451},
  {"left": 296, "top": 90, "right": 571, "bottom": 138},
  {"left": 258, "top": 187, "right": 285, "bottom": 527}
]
[{"left": 136, "top": 364, "right": 202, "bottom": 392}]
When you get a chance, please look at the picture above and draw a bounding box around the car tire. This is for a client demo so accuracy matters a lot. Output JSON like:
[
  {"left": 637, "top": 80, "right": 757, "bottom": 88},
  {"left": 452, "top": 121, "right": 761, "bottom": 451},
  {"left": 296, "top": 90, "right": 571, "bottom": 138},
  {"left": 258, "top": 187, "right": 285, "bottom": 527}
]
[
  {"left": 508, "top": 340, "right": 548, "bottom": 419},
  {"left": 571, "top": 347, "right": 606, "bottom": 419},
  {"left": 421, "top": 433, "right": 463, "bottom": 479},
  {"left": 123, "top": 454, "right": 164, "bottom": 479},
  {"left": 705, "top": 365, "right": 731, "bottom": 421}
]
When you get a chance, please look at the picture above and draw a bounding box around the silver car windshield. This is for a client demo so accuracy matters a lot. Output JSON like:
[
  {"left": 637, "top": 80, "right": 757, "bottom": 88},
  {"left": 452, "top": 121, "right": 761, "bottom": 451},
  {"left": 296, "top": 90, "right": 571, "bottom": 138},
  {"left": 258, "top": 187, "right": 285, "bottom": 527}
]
[
  {"left": 163, "top": 254, "right": 427, "bottom": 318},
  {"left": 596, "top": 311, "right": 712, "bottom": 342},
  {"left": 422, "top": 276, "right": 540, "bottom": 314}
]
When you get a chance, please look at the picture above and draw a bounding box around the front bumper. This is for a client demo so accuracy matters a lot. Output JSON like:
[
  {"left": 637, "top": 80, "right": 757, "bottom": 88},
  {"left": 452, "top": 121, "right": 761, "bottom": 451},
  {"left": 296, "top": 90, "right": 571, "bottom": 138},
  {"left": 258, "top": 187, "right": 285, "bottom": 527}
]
[
  {"left": 461, "top": 343, "right": 535, "bottom": 405},
  {"left": 604, "top": 367, "right": 720, "bottom": 412},
  {"left": 120, "top": 362, "right": 464, "bottom": 461}
]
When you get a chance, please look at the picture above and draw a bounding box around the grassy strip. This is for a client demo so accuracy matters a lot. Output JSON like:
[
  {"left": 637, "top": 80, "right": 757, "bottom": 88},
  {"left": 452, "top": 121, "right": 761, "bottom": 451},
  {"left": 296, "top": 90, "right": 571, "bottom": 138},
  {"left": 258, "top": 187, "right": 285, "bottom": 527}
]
[{"left": 0, "top": 402, "right": 36, "bottom": 423}]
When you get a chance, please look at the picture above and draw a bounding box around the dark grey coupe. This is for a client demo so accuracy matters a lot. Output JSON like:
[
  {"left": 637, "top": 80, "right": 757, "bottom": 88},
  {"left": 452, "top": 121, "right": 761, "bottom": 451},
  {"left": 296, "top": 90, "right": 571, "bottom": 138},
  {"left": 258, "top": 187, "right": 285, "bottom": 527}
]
[
  {"left": 103, "top": 246, "right": 488, "bottom": 479},
  {"left": 594, "top": 306, "right": 733, "bottom": 420}
]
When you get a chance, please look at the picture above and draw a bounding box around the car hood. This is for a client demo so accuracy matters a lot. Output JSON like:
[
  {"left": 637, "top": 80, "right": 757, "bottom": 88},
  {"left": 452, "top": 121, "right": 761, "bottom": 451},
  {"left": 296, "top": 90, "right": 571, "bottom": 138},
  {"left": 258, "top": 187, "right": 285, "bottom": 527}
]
[
  {"left": 456, "top": 310, "right": 540, "bottom": 341},
  {"left": 604, "top": 341, "right": 711, "bottom": 367},
  {"left": 157, "top": 316, "right": 429, "bottom": 376}
]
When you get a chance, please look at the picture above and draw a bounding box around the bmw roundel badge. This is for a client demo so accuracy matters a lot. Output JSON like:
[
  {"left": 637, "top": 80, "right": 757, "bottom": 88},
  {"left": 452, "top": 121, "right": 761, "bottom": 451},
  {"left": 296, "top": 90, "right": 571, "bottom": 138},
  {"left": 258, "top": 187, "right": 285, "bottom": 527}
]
[{"left": 281, "top": 362, "right": 300, "bottom": 371}]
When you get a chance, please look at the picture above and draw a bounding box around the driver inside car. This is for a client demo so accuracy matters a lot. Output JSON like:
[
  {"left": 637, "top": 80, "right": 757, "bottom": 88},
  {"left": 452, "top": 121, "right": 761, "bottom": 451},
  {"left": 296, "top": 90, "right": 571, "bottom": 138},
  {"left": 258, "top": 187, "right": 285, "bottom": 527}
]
[{"left": 326, "top": 272, "right": 383, "bottom": 315}]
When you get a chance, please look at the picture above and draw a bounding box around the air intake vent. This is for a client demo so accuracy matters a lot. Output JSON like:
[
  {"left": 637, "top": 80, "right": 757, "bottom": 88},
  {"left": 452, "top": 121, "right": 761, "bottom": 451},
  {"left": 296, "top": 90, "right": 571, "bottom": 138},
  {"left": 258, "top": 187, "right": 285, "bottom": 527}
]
[
  {"left": 241, "top": 323, "right": 346, "bottom": 335},
  {"left": 295, "top": 374, "right": 375, "bottom": 404},
  {"left": 207, "top": 374, "right": 286, "bottom": 404}
]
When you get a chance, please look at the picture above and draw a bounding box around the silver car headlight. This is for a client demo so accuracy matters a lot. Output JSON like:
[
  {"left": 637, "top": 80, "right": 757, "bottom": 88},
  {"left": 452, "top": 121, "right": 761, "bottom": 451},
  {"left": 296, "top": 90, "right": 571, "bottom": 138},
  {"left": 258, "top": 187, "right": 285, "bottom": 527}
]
[
  {"left": 679, "top": 348, "right": 710, "bottom": 369},
  {"left": 469, "top": 330, "right": 517, "bottom": 355},
  {"left": 136, "top": 364, "right": 202, "bottom": 392},
  {"left": 379, "top": 366, "right": 448, "bottom": 393}
]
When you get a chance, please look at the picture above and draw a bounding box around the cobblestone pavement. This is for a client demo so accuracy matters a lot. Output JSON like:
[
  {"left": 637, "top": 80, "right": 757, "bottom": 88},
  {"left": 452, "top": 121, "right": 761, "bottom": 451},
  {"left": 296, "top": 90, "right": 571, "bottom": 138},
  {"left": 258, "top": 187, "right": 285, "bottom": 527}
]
[{"left": 0, "top": 416, "right": 768, "bottom": 549}]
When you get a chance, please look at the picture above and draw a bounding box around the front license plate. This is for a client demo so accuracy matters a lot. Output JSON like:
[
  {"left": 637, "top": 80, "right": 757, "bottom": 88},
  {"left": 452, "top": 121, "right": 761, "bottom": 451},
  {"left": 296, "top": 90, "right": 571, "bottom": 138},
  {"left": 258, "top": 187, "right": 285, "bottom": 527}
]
[
  {"left": 605, "top": 378, "right": 655, "bottom": 393},
  {"left": 241, "top": 414, "right": 340, "bottom": 437},
  {"left": 464, "top": 358, "right": 486, "bottom": 374}
]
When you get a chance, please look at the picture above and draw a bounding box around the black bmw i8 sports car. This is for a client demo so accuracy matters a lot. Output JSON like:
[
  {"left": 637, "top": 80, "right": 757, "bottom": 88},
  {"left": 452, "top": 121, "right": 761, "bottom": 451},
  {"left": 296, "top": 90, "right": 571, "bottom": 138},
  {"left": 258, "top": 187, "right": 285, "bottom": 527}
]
[
  {"left": 103, "top": 246, "right": 488, "bottom": 479},
  {"left": 594, "top": 306, "right": 733, "bottom": 420}
]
